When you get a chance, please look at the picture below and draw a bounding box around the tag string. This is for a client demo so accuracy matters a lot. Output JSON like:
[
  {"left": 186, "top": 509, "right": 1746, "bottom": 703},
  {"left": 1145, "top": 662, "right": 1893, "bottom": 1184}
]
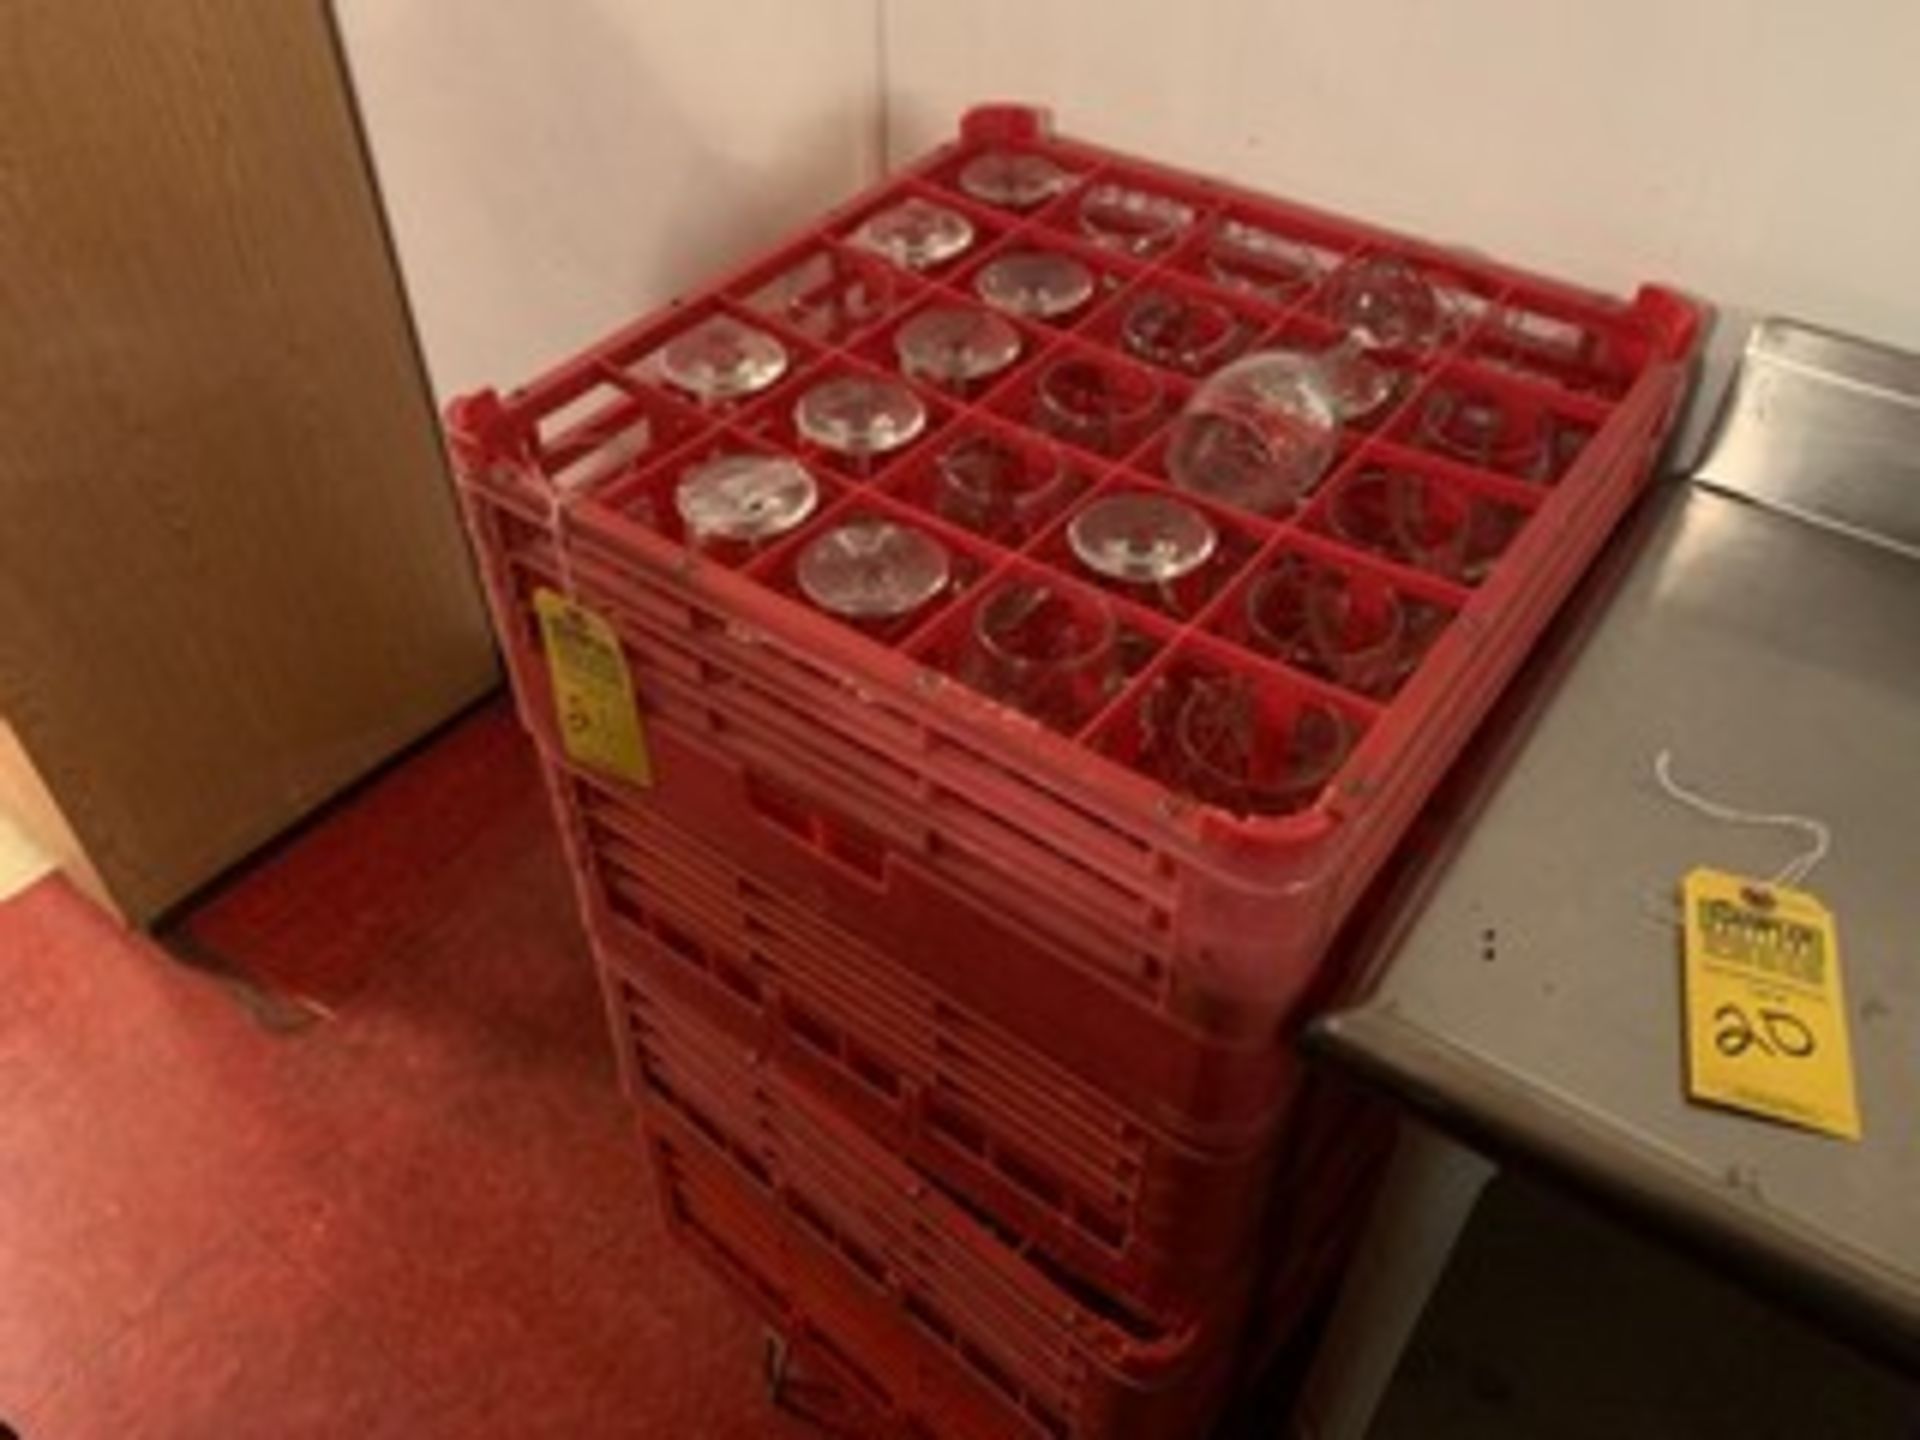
[
  {"left": 543, "top": 482, "right": 582, "bottom": 598},
  {"left": 1652, "top": 749, "right": 1831, "bottom": 890}
]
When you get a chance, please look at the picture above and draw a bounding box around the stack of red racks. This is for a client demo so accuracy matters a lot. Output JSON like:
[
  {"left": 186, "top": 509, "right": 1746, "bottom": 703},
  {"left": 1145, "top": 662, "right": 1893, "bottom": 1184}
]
[{"left": 445, "top": 104, "right": 1699, "bottom": 1438}]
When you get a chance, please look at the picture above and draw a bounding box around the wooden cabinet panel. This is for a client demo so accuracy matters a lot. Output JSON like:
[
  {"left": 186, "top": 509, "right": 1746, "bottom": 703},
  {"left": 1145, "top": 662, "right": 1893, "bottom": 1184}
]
[{"left": 0, "top": 1, "right": 496, "bottom": 921}]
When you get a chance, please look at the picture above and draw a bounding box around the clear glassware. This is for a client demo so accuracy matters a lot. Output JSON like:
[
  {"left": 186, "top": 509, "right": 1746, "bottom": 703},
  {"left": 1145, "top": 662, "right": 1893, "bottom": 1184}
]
[
  {"left": 1145, "top": 674, "right": 1350, "bottom": 816},
  {"left": 1119, "top": 289, "right": 1243, "bottom": 376},
  {"left": 974, "top": 250, "right": 1096, "bottom": 321},
  {"left": 1476, "top": 304, "right": 1573, "bottom": 379},
  {"left": 1033, "top": 357, "right": 1163, "bottom": 458},
  {"left": 1314, "top": 255, "right": 1451, "bottom": 422},
  {"left": 797, "top": 519, "right": 952, "bottom": 624},
  {"left": 851, "top": 197, "right": 976, "bottom": 271},
  {"left": 740, "top": 250, "right": 896, "bottom": 343},
  {"left": 1203, "top": 221, "right": 1323, "bottom": 304},
  {"left": 1166, "top": 351, "right": 1339, "bottom": 516},
  {"left": 1387, "top": 483, "right": 1480, "bottom": 579},
  {"left": 1068, "top": 492, "right": 1217, "bottom": 584},
  {"left": 1325, "top": 467, "right": 1522, "bottom": 584},
  {"left": 1243, "top": 556, "right": 1408, "bottom": 697},
  {"left": 794, "top": 375, "right": 928, "bottom": 469},
  {"left": 674, "top": 454, "right": 818, "bottom": 561},
  {"left": 1179, "top": 680, "right": 1350, "bottom": 815},
  {"left": 1068, "top": 491, "right": 1221, "bottom": 619},
  {"left": 1543, "top": 419, "right": 1593, "bottom": 483},
  {"left": 963, "top": 580, "right": 1119, "bottom": 731},
  {"left": 894, "top": 305, "right": 1022, "bottom": 395},
  {"left": 933, "top": 433, "right": 1066, "bottom": 542},
  {"left": 657, "top": 314, "right": 789, "bottom": 404},
  {"left": 1418, "top": 382, "right": 1589, "bottom": 482},
  {"left": 958, "top": 150, "right": 1074, "bottom": 210},
  {"left": 1323, "top": 254, "right": 1449, "bottom": 353},
  {"left": 1076, "top": 183, "right": 1194, "bottom": 258}
]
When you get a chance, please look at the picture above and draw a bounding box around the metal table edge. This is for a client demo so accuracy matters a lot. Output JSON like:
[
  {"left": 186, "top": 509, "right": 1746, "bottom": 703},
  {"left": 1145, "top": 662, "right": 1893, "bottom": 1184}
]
[{"left": 1305, "top": 1007, "right": 1920, "bottom": 1375}]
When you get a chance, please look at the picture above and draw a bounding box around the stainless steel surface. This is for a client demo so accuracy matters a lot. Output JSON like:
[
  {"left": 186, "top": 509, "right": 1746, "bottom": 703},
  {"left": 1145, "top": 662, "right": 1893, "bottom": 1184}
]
[
  {"left": 1696, "top": 318, "right": 1920, "bottom": 556},
  {"left": 1314, "top": 319, "right": 1920, "bottom": 1361}
]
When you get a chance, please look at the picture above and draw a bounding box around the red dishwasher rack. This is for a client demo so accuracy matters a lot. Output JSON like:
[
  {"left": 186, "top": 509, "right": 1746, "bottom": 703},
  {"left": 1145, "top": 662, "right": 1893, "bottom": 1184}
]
[
  {"left": 451, "top": 105, "right": 1699, "bottom": 1041},
  {"left": 622, "top": 963, "right": 1247, "bottom": 1440},
  {"left": 550, "top": 757, "right": 1288, "bottom": 1315},
  {"left": 446, "top": 103, "right": 1701, "bottom": 1438}
]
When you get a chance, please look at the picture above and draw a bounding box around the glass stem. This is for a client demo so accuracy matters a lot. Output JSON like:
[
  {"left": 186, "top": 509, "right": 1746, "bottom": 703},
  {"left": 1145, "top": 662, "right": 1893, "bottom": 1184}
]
[{"left": 1318, "top": 336, "right": 1396, "bottom": 423}]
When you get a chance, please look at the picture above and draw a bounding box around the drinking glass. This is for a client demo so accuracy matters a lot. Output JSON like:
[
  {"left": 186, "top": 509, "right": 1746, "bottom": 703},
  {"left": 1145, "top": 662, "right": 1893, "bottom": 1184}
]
[
  {"left": 1033, "top": 357, "right": 1163, "bottom": 458},
  {"left": 963, "top": 580, "right": 1119, "bottom": 731},
  {"left": 1476, "top": 304, "right": 1617, "bottom": 395},
  {"left": 796, "top": 519, "right": 952, "bottom": 627},
  {"left": 1150, "top": 674, "right": 1351, "bottom": 816},
  {"left": 1244, "top": 556, "right": 1409, "bottom": 696},
  {"left": 657, "top": 315, "right": 789, "bottom": 405},
  {"left": 1326, "top": 466, "right": 1521, "bottom": 583},
  {"left": 1077, "top": 183, "right": 1194, "bottom": 258},
  {"left": 959, "top": 150, "right": 1074, "bottom": 210},
  {"left": 1203, "top": 221, "right": 1323, "bottom": 304},
  {"left": 895, "top": 305, "right": 1022, "bottom": 396},
  {"left": 794, "top": 375, "right": 928, "bottom": 473},
  {"left": 932, "top": 433, "right": 1067, "bottom": 543},
  {"left": 1068, "top": 492, "right": 1219, "bottom": 618},
  {"left": 975, "top": 250, "right": 1096, "bottom": 321},
  {"left": 674, "top": 454, "right": 818, "bottom": 563},
  {"left": 1418, "top": 382, "right": 1546, "bottom": 477},
  {"left": 1166, "top": 352, "right": 1339, "bottom": 516},
  {"left": 1314, "top": 255, "right": 1451, "bottom": 422},
  {"left": 852, "top": 197, "right": 976, "bottom": 271},
  {"left": 1120, "top": 288, "right": 1243, "bottom": 376},
  {"left": 741, "top": 251, "right": 895, "bottom": 343},
  {"left": 1541, "top": 420, "right": 1593, "bottom": 483},
  {"left": 1419, "top": 382, "right": 1590, "bottom": 482}
]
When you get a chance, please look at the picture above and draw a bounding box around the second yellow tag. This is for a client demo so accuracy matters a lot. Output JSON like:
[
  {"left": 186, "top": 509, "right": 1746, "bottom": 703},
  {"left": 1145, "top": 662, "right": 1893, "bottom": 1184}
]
[
  {"left": 533, "top": 587, "right": 653, "bottom": 787},
  {"left": 1681, "top": 867, "right": 1859, "bottom": 1140}
]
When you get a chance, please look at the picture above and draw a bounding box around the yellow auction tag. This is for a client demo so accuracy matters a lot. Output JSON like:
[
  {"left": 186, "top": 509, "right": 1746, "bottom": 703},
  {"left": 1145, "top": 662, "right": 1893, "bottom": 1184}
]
[
  {"left": 1682, "top": 867, "right": 1858, "bottom": 1139},
  {"left": 533, "top": 587, "right": 652, "bottom": 786}
]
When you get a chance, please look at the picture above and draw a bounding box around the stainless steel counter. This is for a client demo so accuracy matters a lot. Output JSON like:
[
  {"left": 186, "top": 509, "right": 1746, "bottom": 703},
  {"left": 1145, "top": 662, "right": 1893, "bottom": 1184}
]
[{"left": 1310, "top": 321, "right": 1920, "bottom": 1367}]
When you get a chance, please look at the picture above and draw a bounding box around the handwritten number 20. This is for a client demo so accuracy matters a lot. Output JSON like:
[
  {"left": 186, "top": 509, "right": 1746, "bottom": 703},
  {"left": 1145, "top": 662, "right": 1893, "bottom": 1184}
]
[{"left": 1712, "top": 1004, "right": 1816, "bottom": 1059}]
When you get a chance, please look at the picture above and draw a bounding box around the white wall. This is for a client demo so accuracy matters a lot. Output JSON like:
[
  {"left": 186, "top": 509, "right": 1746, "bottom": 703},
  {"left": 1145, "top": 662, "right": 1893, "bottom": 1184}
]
[
  {"left": 883, "top": 0, "right": 1920, "bottom": 398},
  {"left": 338, "top": 1, "right": 1920, "bottom": 429},
  {"left": 334, "top": 0, "right": 878, "bottom": 399}
]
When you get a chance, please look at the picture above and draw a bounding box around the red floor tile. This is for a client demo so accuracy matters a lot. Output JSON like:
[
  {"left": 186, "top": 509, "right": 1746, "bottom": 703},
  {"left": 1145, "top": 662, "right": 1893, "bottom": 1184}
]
[
  {"left": 0, "top": 700, "right": 790, "bottom": 1437},
  {"left": 0, "top": 881, "right": 313, "bottom": 1411},
  {"left": 428, "top": 1220, "right": 819, "bottom": 1440},
  {"left": 22, "top": 1231, "right": 434, "bottom": 1440},
  {"left": 1, "top": 878, "right": 253, "bottom": 1094},
  {"left": 166, "top": 705, "right": 545, "bottom": 1009},
  {"left": 252, "top": 1064, "right": 662, "bottom": 1401}
]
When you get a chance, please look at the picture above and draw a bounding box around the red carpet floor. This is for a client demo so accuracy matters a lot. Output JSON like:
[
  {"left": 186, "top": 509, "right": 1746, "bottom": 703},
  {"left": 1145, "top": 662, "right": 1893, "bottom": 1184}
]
[{"left": 0, "top": 701, "right": 805, "bottom": 1438}]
